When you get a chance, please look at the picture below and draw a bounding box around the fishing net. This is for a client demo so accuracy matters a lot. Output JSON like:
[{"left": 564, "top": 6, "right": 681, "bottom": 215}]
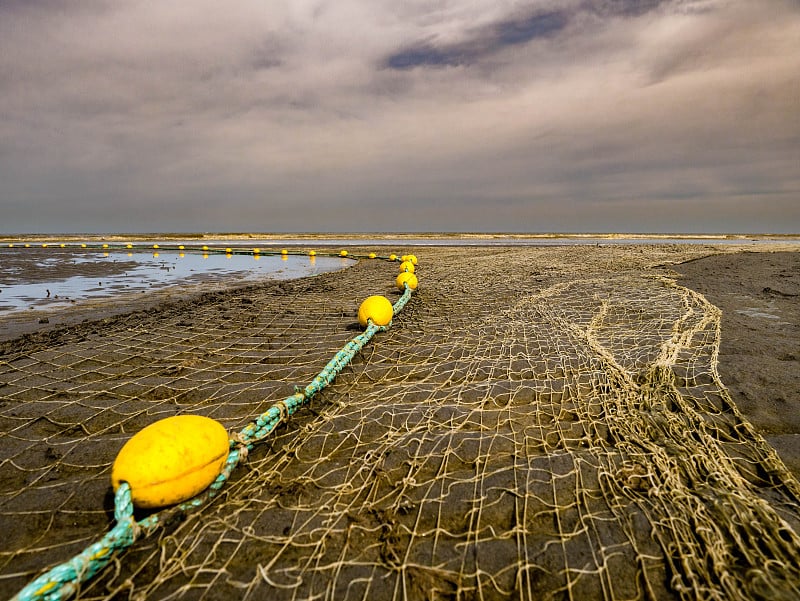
[{"left": 1, "top": 245, "right": 799, "bottom": 600}]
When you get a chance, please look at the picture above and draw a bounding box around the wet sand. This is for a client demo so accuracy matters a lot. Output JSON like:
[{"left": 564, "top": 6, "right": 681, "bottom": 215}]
[
  {"left": 676, "top": 251, "right": 800, "bottom": 477},
  {"left": 1, "top": 243, "right": 799, "bottom": 600}
]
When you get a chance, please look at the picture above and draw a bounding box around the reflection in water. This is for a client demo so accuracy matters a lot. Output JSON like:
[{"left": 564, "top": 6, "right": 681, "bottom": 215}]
[{"left": 0, "top": 250, "right": 349, "bottom": 314}]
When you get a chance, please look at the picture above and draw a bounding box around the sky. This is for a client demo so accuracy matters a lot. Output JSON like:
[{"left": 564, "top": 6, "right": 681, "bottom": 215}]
[{"left": 0, "top": 0, "right": 798, "bottom": 234}]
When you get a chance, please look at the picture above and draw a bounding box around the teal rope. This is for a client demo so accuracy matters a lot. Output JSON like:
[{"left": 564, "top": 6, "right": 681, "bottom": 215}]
[
  {"left": 14, "top": 282, "right": 415, "bottom": 601},
  {"left": 14, "top": 484, "right": 136, "bottom": 601},
  {"left": 392, "top": 283, "right": 413, "bottom": 314}
]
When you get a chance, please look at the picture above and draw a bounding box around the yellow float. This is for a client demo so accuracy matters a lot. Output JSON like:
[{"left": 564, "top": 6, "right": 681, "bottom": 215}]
[
  {"left": 111, "top": 415, "right": 229, "bottom": 509},
  {"left": 357, "top": 296, "right": 393, "bottom": 327},
  {"left": 396, "top": 272, "right": 418, "bottom": 291},
  {"left": 399, "top": 261, "right": 415, "bottom": 273}
]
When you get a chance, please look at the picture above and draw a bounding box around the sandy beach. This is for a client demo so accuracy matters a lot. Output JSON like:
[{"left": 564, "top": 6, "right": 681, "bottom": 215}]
[{"left": 1, "top": 243, "right": 799, "bottom": 600}]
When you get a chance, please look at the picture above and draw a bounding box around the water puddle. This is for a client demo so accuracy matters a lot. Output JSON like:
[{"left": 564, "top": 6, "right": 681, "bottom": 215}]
[
  {"left": 0, "top": 249, "right": 350, "bottom": 314},
  {"left": 737, "top": 308, "right": 783, "bottom": 320}
]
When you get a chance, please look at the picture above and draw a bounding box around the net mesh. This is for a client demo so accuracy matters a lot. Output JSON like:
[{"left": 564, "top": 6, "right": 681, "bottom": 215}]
[{"left": 2, "top": 245, "right": 799, "bottom": 600}]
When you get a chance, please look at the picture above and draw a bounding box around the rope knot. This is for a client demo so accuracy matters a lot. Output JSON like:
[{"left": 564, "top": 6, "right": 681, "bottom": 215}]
[
  {"left": 275, "top": 400, "right": 290, "bottom": 423},
  {"left": 230, "top": 431, "right": 249, "bottom": 446}
]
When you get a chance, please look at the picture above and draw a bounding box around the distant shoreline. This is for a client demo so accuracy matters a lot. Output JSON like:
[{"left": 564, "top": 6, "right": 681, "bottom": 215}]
[{"left": 2, "top": 232, "right": 799, "bottom": 245}]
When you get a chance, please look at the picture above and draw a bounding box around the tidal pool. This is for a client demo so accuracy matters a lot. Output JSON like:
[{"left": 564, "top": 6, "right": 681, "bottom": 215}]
[{"left": 0, "top": 248, "right": 350, "bottom": 314}]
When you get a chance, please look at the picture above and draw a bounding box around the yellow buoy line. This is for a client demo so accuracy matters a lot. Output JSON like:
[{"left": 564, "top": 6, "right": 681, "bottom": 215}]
[
  {"left": 0, "top": 241, "right": 399, "bottom": 261},
  {"left": 13, "top": 253, "right": 420, "bottom": 601}
]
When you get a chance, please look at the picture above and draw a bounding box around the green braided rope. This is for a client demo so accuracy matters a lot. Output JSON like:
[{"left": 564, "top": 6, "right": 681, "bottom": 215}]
[
  {"left": 13, "top": 484, "right": 136, "bottom": 601},
  {"left": 13, "top": 283, "right": 414, "bottom": 601}
]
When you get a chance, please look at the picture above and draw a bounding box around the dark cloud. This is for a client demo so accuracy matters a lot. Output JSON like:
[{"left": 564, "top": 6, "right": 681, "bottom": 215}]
[
  {"left": 496, "top": 11, "right": 569, "bottom": 44},
  {"left": 385, "top": 10, "right": 570, "bottom": 69},
  {"left": 586, "top": 0, "right": 669, "bottom": 18},
  {"left": 382, "top": 1, "right": 678, "bottom": 71},
  {"left": 385, "top": 46, "right": 458, "bottom": 69}
]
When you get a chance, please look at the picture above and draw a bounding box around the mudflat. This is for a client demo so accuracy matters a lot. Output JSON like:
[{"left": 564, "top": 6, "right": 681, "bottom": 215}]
[
  {"left": 677, "top": 251, "right": 800, "bottom": 477},
  {"left": 2, "top": 243, "right": 799, "bottom": 601}
]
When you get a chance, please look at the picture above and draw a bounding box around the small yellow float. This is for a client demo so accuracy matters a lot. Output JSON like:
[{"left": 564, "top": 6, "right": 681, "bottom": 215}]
[{"left": 396, "top": 272, "right": 418, "bottom": 291}]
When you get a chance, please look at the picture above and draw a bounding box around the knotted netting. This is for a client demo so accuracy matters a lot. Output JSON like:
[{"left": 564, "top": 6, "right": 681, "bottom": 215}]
[{"left": 1, "top": 245, "right": 799, "bottom": 600}]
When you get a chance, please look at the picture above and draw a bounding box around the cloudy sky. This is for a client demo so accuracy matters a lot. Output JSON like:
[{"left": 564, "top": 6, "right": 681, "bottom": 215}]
[{"left": 1, "top": 0, "right": 798, "bottom": 234}]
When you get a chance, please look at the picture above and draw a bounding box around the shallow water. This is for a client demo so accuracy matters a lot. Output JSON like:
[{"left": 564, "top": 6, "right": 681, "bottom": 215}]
[{"left": 0, "top": 249, "right": 350, "bottom": 314}]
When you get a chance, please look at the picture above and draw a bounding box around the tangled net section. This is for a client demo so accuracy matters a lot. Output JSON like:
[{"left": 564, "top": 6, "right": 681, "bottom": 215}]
[{"left": 1, "top": 246, "right": 799, "bottom": 600}]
